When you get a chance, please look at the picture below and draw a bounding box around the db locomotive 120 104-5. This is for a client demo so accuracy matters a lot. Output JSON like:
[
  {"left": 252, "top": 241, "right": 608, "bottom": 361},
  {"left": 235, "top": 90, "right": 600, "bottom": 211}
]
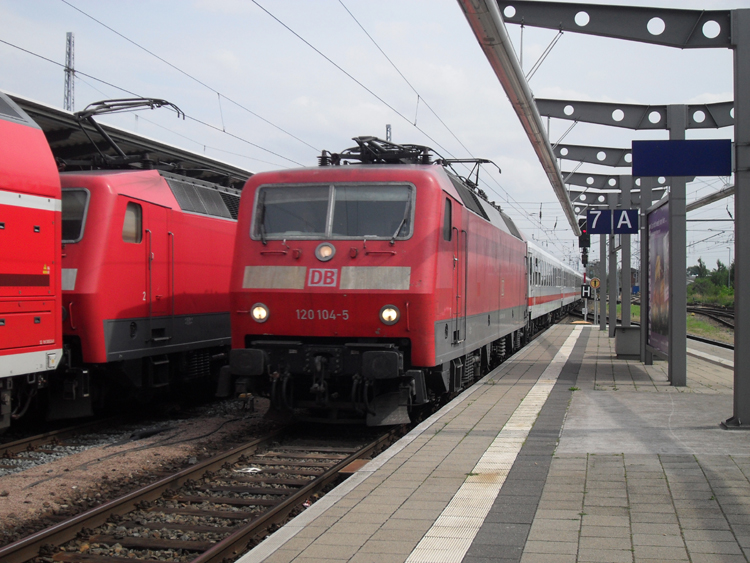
[{"left": 223, "top": 137, "right": 581, "bottom": 426}]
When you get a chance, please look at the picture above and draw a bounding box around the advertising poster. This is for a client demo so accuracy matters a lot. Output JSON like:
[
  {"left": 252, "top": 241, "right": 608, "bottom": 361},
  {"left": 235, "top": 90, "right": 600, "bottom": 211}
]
[{"left": 648, "top": 202, "right": 669, "bottom": 355}]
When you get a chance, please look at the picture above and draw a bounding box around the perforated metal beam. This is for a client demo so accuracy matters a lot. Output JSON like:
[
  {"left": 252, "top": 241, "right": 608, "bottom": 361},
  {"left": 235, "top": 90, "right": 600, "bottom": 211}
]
[
  {"left": 569, "top": 188, "right": 666, "bottom": 208},
  {"left": 498, "top": 1, "right": 731, "bottom": 49},
  {"left": 537, "top": 99, "right": 734, "bottom": 130},
  {"left": 563, "top": 172, "right": 672, "bottom": 191},
  {"left": 457, "top": 0, "right": 580, "bottom": 234},
  {"left": 555, "top": 144, "right": 632, "bottom": 168}
]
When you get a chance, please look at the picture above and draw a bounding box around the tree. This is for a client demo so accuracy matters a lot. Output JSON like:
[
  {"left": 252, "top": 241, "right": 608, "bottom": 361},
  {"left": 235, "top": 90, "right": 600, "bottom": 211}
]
[
  {"left": 687, "top": 258, "right": 709, "bottom": 278},
  {"left": 710, "top": 260, "right": 728, "bottom": 288}
]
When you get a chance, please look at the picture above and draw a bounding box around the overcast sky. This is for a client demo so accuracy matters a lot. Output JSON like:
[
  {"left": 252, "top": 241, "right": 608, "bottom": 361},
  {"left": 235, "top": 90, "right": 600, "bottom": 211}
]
[{"left": 0, "top": 0, "right": 742, "bottom": 273}]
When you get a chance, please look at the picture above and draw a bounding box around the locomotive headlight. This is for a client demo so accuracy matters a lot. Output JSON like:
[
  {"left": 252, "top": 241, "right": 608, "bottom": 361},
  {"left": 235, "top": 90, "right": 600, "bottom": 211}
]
[
  {"left": 251, "top": 303, "right": 269, "bottom": 323},
  {"left": 380, "top": 305, "right": 400, "bottom": 325},
  {"left": 315, "top": 243, "right": 336, "bottom": 262}
]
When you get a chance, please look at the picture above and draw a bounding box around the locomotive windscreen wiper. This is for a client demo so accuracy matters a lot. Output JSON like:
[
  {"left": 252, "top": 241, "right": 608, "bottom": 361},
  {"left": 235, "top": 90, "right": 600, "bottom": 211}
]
[
  {"left": 258, "top": 191, "right": 267, "bottom": 245},
  {"left": 390, "top": 190, "right": 412, "bottom": 245}
]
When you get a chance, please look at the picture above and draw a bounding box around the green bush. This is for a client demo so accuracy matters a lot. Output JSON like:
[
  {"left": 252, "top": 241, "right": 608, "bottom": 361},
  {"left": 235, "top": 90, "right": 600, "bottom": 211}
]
[{"left": 687, "top": 260, "right": 734, "bottom": 308}]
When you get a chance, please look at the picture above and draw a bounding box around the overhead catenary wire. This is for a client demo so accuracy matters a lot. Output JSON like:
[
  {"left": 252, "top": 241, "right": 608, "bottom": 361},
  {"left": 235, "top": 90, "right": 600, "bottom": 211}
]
[
  {"left": 60, "top": 0, "right": 319, "bottom": 153},
  {"left": 338, "top": 0, "right": 476, "bottom": 157},
  {"left": 0, "top": 37, "right": 303, "bottom": 166},
  {"left": 249, "top": 0, "right": 573, "bottom": 256},
  {"left": 334, "top": 2, "right": 571, "bottom": 257},
  {"left": 249, "top": 0, "right": 458, "bottom": 161},
  {"left": 15, "top": 4, "right": 579, "bottom": 258},
  {"left": 135, "top": 113, "right": 294, "bottom": 169},
  {"left": 337, "top": 0, "right": 570, "bottom": 255},
  {"left": 70, "top": 0, "right": 579, "bottom": 257}
]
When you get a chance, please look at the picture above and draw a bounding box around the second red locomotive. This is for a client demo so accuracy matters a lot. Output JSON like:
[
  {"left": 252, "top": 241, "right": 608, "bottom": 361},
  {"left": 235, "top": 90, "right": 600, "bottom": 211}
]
[
  {"left": 1, "top": 94, "right": 251, "bottom": 429},
  {"left": 224, "top": 137, "right": 581, "bottom": 425}
]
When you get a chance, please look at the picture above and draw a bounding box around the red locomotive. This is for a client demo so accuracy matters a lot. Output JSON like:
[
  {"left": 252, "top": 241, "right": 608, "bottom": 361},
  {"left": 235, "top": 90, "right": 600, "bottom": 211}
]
[
  {"left": 0, "top": 94, "right": 251, "bottom": 430},
  {"left": 224, "top": 137, "right": 581, "bottom": 425},
  {"left": 0, "top": 92, "right": 62, "bottom": 428}
]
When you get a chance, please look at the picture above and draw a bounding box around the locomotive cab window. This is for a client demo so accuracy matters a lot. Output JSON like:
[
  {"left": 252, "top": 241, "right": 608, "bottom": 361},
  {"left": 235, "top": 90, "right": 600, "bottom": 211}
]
[
  {"left": 122, "top": 202, "right": 143, "bottom": 244},
  {"left": 253, "top": 183, "right": 414, "bottom": 240},
  {"left": 257, "top": 186, "right": 328, "bottom": 237},
  {"left": 61, "top": 188, "right": 90, "bottom": 243},
  {"left": 332, "top": 185, "right": 411, "bottom": 238}
]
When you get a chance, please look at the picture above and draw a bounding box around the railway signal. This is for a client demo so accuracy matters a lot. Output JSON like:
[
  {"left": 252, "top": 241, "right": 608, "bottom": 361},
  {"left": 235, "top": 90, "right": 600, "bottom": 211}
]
[{"left": 578, "top": 217, "right": 590, "bottom": 248}]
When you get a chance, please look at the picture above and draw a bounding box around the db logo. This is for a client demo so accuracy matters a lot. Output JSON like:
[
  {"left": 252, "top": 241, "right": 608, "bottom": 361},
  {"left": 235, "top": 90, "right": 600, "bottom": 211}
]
[{"left": 308, "top": 269, "right": 338, "bottom": 287}]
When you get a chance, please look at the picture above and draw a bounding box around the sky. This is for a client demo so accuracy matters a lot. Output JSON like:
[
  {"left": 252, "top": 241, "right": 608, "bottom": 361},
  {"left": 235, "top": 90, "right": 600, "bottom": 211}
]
[{"left": 0, "top": 0, "right": 742, "bottom": 274}]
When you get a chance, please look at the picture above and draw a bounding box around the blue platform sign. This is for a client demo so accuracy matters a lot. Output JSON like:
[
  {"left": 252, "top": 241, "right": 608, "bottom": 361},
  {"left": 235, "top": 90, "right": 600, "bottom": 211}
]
[
  {"left": 632, "top": 139, "right": 732, "bottom": 177},
  {"left": 613, "top": 209, "right": 639, "bottom": 234},
  {"left": 587, "top": 209, "right": 611, "bottom": 234}
]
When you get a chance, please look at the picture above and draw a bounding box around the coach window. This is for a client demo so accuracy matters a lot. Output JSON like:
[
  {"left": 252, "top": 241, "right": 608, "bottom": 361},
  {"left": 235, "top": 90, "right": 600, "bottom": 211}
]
[
  {"left": 443, "top": 198, "right": 452, "bottom": 241},
  {"left": 122, "top": 202, "right": 143, "bottom": 243}
]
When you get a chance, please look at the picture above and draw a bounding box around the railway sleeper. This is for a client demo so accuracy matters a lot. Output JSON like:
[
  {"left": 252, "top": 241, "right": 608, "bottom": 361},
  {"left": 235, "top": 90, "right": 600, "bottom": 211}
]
[
  {"left": 53, "top": 554, "right": 168, "bottom": 563},
  {"left": 231, "top": 476, "right": 311, "bottom": 486},
  {"left": 152, "top": 507, "right": 257, "bottom": 519},
  {"left": 196, "top": 485, "right": 296, "bottom": 495},
  {"left": 85, "top": 534, "right": 216, "bottom": 552},
  {"left": 171, "top": 495, "right": 279, "bottom": 506},
  {"left": 119, "top": 520, "right": 238, "bottom": 534}
]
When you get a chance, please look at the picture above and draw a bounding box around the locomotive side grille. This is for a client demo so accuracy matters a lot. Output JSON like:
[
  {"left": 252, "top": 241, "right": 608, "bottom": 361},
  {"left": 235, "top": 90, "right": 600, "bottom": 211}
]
[
  {"left": 164, "top": 175, "right": 235, "bottom": 220},
  {"left": 220, "top": 192, "right": 241, "bottom": 219},
  {"left": 198, "top": 187, "right": 232, "bottom": 218},
  {"left": 500, "top": 211, "right": 523, "bottom": 240},
  {"left": 168, "top": 178, "right": 208, "bottom": 214},
  {"left": 447, "top": 175, "right": 490, "bottom": 221}
]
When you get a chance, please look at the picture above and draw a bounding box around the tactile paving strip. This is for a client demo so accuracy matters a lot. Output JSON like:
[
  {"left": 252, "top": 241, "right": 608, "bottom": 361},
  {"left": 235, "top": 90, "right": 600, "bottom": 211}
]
[{"left": 406, "top": 327, "right": 583, "bottom": 563}]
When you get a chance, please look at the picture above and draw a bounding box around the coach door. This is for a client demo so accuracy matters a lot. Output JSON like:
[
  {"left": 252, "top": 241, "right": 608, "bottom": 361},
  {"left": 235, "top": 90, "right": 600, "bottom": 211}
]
[
  {"left": 524, "top": 251, "right": 530, "bottom": 323},
  {"left": 144, "top": 204, "right": 171, "bottom": 332},
  {"left": 452, "top": 203, "right": 468, "bottom": 345}
]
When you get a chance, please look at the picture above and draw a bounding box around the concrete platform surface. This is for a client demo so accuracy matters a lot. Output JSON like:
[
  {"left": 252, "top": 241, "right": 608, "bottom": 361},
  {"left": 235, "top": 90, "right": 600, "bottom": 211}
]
[{"left": 236, "top": 324, "right": 750, "bottom": 563}]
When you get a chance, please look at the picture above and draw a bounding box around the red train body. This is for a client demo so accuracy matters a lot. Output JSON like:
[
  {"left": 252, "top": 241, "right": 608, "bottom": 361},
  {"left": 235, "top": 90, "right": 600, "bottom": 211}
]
[
  {"left": 55, "top": 170, "right": 239, "bottom": 418},
  {"left": 0, "top": 93, "right": 62, "bottom": 427},
  {"left": 225, "top": 138, "right": 581, "bottom": 425},
  {"left": 0, "top": 93, "right": 250, "bottom": 430}
]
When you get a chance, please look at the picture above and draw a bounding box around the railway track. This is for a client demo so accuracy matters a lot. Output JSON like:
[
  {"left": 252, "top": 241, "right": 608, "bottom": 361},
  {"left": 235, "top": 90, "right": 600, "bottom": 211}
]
[
  {"left": 687, "top": 305, "right": 735, "bottom": 329},
  {"left": 576, "top": 309, "right": 734, "bottom": 350},
  {"left": 2, "top": 424, "right": 399, "bottom": 563},
  {"left": 0, "top": 419, "right": 137, "bottom": 477}
]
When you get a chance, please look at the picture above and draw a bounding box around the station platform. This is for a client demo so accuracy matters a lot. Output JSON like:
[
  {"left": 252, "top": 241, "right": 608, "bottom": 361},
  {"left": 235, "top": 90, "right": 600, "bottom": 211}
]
[{"left": 238, "top": 323, "right": 750, "bottom": 563}]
